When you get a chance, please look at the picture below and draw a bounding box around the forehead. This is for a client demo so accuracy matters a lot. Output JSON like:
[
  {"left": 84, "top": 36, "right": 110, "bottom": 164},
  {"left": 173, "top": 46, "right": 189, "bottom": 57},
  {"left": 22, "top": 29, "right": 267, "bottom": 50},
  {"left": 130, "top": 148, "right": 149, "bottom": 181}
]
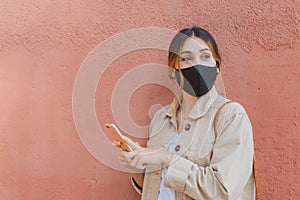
[{"left": 181, "top": 37, "right": 210, "bottom": 52}]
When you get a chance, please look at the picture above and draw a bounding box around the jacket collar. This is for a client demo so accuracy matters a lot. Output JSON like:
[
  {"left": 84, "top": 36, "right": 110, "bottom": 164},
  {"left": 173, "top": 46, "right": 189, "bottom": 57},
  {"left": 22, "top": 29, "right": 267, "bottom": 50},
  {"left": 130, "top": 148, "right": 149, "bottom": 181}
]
[{"left": 164, "top": 86, "right": 219, "bottom": 121}]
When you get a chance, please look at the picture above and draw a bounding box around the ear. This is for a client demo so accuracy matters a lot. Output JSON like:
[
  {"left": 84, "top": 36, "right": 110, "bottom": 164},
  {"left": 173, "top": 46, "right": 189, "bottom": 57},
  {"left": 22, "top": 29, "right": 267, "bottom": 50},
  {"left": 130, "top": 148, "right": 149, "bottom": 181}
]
[
  {"left": 216, "top": 61, "right": 220, "bottom": 73},
  {"left": 169, "top": 69, "right": 176, "bottom": 79}
]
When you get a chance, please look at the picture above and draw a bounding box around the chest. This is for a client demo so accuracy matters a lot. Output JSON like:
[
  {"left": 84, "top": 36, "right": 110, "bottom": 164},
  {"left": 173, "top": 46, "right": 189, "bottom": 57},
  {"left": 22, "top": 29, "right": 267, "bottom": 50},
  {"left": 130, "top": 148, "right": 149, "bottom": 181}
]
[{"left": 147, "top": 114, "right": 217, "bottom": 167}]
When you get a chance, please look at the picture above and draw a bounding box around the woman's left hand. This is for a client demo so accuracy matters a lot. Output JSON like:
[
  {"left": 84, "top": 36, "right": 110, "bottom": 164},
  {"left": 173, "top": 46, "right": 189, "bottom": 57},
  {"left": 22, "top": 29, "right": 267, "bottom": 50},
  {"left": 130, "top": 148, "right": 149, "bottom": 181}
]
[{"left": 122, "top": 136, "right": 173, "bottom": 170}]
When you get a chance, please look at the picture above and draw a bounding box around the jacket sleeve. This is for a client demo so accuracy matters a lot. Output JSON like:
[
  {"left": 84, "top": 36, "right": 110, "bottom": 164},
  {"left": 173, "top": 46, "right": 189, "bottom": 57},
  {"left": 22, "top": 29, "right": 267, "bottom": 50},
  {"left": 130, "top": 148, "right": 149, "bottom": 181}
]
[
  {"left": 163, "top": 105, "right": 254, "bottom": 199},
  {"left": 130, "top": 107, "right": 164, "bottom": 195}
]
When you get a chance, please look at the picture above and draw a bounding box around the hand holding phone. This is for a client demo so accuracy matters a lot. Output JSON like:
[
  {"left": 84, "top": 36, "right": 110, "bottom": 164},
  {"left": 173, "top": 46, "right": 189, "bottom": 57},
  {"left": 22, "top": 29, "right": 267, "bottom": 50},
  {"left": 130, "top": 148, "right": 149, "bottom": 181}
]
[{"left": 105, "top": 123, "right": 133, "bottom": 152}]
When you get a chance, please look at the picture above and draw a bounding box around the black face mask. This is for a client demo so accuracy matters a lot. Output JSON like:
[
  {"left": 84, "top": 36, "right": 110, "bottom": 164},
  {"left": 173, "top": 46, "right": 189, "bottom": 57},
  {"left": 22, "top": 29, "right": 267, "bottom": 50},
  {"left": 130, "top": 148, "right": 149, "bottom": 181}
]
[{"left": 175, "top": 64, "right": 218, "bottom": 97}]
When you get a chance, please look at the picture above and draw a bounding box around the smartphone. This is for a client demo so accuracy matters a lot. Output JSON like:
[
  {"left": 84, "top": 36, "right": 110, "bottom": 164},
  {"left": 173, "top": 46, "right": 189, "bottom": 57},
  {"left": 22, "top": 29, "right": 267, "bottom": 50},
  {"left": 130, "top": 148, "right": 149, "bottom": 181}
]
[{"left": 105, "top": 123, "right": 133, "bottom": 152}]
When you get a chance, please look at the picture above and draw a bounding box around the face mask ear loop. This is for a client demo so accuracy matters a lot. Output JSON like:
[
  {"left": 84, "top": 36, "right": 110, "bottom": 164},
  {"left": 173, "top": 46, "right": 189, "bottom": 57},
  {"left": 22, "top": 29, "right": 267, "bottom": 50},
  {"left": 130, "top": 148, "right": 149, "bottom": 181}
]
[
  {"left": 177, "top": 68, "right": 185, "bottom": 128},
  {"left": 179, "top": 68, "right": 184, "bottom": 92},
  {"left": 178, "top": 68, "right": 185, "bottom": 106}
]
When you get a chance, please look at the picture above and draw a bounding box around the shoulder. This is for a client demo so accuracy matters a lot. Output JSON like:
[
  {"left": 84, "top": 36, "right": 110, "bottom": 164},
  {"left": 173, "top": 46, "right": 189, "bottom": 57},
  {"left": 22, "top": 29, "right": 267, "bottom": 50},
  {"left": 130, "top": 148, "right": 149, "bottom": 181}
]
[
  {"left": 211, "top": 96, "right": 253, "bottom": 132},
  {"left": 212, "top": 96, "right": 248, "bottom": 118},
  {"left": 212, "top": 97, "right": 253, "bottom": 139},
  {"left": 151, "top": 103, "right": 171, "bottom": 122}
]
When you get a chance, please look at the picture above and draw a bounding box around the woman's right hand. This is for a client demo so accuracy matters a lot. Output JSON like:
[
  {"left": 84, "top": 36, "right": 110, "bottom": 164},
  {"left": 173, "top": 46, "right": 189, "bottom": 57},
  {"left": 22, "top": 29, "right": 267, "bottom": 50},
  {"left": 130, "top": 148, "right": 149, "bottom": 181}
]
[
  {"left": 112, "top": 140, "right": 145, "bottom": 173},
  {"left": 112, "top": 140, "right": 145, "bottom": 190},
  {"left": 112, "top": 140, "right": 131, "bottom": 167}
]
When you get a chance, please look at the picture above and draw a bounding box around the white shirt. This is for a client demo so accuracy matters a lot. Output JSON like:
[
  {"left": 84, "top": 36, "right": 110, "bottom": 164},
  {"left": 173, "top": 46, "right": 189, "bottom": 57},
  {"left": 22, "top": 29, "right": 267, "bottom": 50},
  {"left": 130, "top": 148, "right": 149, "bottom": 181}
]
[{"left": 158, "top": 133, "right": 182, "bottom": 200}]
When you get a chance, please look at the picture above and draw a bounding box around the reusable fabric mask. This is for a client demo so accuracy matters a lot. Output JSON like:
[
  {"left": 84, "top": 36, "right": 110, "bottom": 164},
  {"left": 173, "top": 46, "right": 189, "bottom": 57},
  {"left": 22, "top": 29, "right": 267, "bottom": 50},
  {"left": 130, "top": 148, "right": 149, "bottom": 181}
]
[{"left": 175, "top": 64, "right": 218, "bottom": 97}]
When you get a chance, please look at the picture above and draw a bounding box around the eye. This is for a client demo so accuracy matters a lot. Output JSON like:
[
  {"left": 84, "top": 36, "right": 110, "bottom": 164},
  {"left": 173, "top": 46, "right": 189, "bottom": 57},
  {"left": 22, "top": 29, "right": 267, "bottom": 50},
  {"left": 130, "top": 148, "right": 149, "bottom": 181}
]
[
  {"left": 201, "top": 53, "right": 211, "bottom": 60},
  {"left": 181, "top": 56, "right": 192, "bottom": 62}
]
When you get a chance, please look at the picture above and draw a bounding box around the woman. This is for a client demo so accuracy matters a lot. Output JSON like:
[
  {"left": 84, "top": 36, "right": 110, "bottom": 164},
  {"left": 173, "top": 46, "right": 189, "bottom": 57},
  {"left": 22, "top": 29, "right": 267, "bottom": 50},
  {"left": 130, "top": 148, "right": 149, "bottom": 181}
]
[{"left": 113, "top": 26, "right": 257, "bottom": 200}]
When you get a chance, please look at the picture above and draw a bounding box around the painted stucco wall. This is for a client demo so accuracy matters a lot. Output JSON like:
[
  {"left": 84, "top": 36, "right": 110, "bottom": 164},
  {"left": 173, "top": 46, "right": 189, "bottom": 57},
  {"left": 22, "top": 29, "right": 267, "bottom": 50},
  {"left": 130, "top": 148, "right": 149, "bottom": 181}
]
[{"left": 0, "top": 0, "right": 299, "bottom": 199}]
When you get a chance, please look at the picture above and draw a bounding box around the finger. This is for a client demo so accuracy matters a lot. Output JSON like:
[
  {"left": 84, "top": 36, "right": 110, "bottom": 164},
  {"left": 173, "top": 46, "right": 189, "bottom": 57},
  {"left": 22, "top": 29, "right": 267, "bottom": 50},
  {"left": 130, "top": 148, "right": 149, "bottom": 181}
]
[
  {"left": 121, "top": 136, "right": 141, "bottom": 150},
  {"left": 118, "top": 157, "right": 131, "bottom": 165},
  {"left": 119, "top": 160, "right": 130, "bottom": 166},
  {"left": 124, "top": 151, "right": 138, "bottom": 159},
  {"left": 136, "top": 159, "right": 146, "bottom": 170},
  {"left": 118, "top": 154, "right": 131, "bottom": 163},
  {"left": 112, "top": 141, "right": 121, "bottom": 147},
  {"left": 113, "top": 144, "right": 122, "bottom": 150},
  {"left": 120, "top": 151, "right": 137, "bottom": 163},
  {"left": 118, "top": 151, "right": 134, "bottom": 163},
  {"left": 119, "top": 150, "right": 126, "bottom": 158},
  {"left": 113, "top": 146, "right": 123, "bottom": 153},
  {"left": 130, "top": 156, "right": 140, "bottom": 168}
]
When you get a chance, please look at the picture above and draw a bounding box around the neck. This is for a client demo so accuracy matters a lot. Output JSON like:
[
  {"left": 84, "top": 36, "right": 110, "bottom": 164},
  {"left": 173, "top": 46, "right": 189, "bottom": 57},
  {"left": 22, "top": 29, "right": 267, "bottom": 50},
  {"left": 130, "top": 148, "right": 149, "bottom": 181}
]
[{"left": 180, "top": 91, "right": 199, "bottom": 117}]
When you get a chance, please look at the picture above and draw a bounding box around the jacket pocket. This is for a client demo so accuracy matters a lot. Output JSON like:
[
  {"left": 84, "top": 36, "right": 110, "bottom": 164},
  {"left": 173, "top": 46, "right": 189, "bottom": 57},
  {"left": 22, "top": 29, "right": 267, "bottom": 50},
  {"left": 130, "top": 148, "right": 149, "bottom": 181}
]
[{"left": 199, "top": 143, "right": 214, "bottom": 159}]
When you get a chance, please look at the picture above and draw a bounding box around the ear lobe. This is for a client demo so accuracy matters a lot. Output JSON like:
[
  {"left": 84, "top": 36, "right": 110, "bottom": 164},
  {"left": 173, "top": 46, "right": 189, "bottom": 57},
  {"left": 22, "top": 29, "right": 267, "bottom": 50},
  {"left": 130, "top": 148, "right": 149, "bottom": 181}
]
[
  {"left": 216, "top": 61, "right": 220, "bottom": 73},
  {"left": 169, "top": 69, "right": 176, "bottom": 79}
]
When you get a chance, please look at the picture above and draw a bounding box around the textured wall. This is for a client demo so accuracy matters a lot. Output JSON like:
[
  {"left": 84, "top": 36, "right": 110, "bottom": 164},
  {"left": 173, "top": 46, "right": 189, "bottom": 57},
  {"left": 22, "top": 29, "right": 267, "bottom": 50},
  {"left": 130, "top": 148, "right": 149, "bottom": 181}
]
[{"left": 0, "top": 0, "right": 299, "bottom": 199}]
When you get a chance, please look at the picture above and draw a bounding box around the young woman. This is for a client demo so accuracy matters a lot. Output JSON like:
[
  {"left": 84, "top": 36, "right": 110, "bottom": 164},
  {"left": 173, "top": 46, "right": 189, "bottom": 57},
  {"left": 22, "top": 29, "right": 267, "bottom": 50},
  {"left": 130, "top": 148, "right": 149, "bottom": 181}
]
[{"left": 113, "top": 26, "right": 257, "bottom": 200}]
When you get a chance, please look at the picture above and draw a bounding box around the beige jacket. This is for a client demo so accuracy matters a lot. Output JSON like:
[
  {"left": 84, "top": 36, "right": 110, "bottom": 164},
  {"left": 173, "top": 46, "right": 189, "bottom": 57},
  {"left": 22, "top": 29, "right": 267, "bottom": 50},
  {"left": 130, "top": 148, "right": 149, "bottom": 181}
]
[{"left": 133, "top": 86, "right": 256, "bottom": 200}]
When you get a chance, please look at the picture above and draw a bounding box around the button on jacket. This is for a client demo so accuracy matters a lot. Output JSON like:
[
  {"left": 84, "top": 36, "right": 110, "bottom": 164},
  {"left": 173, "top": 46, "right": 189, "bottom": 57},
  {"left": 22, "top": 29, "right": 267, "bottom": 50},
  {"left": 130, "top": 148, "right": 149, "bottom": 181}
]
[{"left": 133, "top": 86, "right": 256, "bottom": 200}]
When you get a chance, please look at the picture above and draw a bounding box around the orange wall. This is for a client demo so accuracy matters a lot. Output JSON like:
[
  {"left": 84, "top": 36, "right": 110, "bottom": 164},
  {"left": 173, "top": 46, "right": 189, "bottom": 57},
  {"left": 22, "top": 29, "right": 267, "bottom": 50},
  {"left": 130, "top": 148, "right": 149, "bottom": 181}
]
[{"left": 0, "top": 1, "right": 299, "bottom": 199}]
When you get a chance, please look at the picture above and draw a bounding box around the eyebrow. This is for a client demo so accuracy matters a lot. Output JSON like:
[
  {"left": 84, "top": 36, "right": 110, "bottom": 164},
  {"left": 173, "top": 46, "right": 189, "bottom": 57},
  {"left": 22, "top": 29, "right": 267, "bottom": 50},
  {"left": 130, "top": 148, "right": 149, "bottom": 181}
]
[{"left": 180, "top": 48, "right": 211, "bottom": 55}]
